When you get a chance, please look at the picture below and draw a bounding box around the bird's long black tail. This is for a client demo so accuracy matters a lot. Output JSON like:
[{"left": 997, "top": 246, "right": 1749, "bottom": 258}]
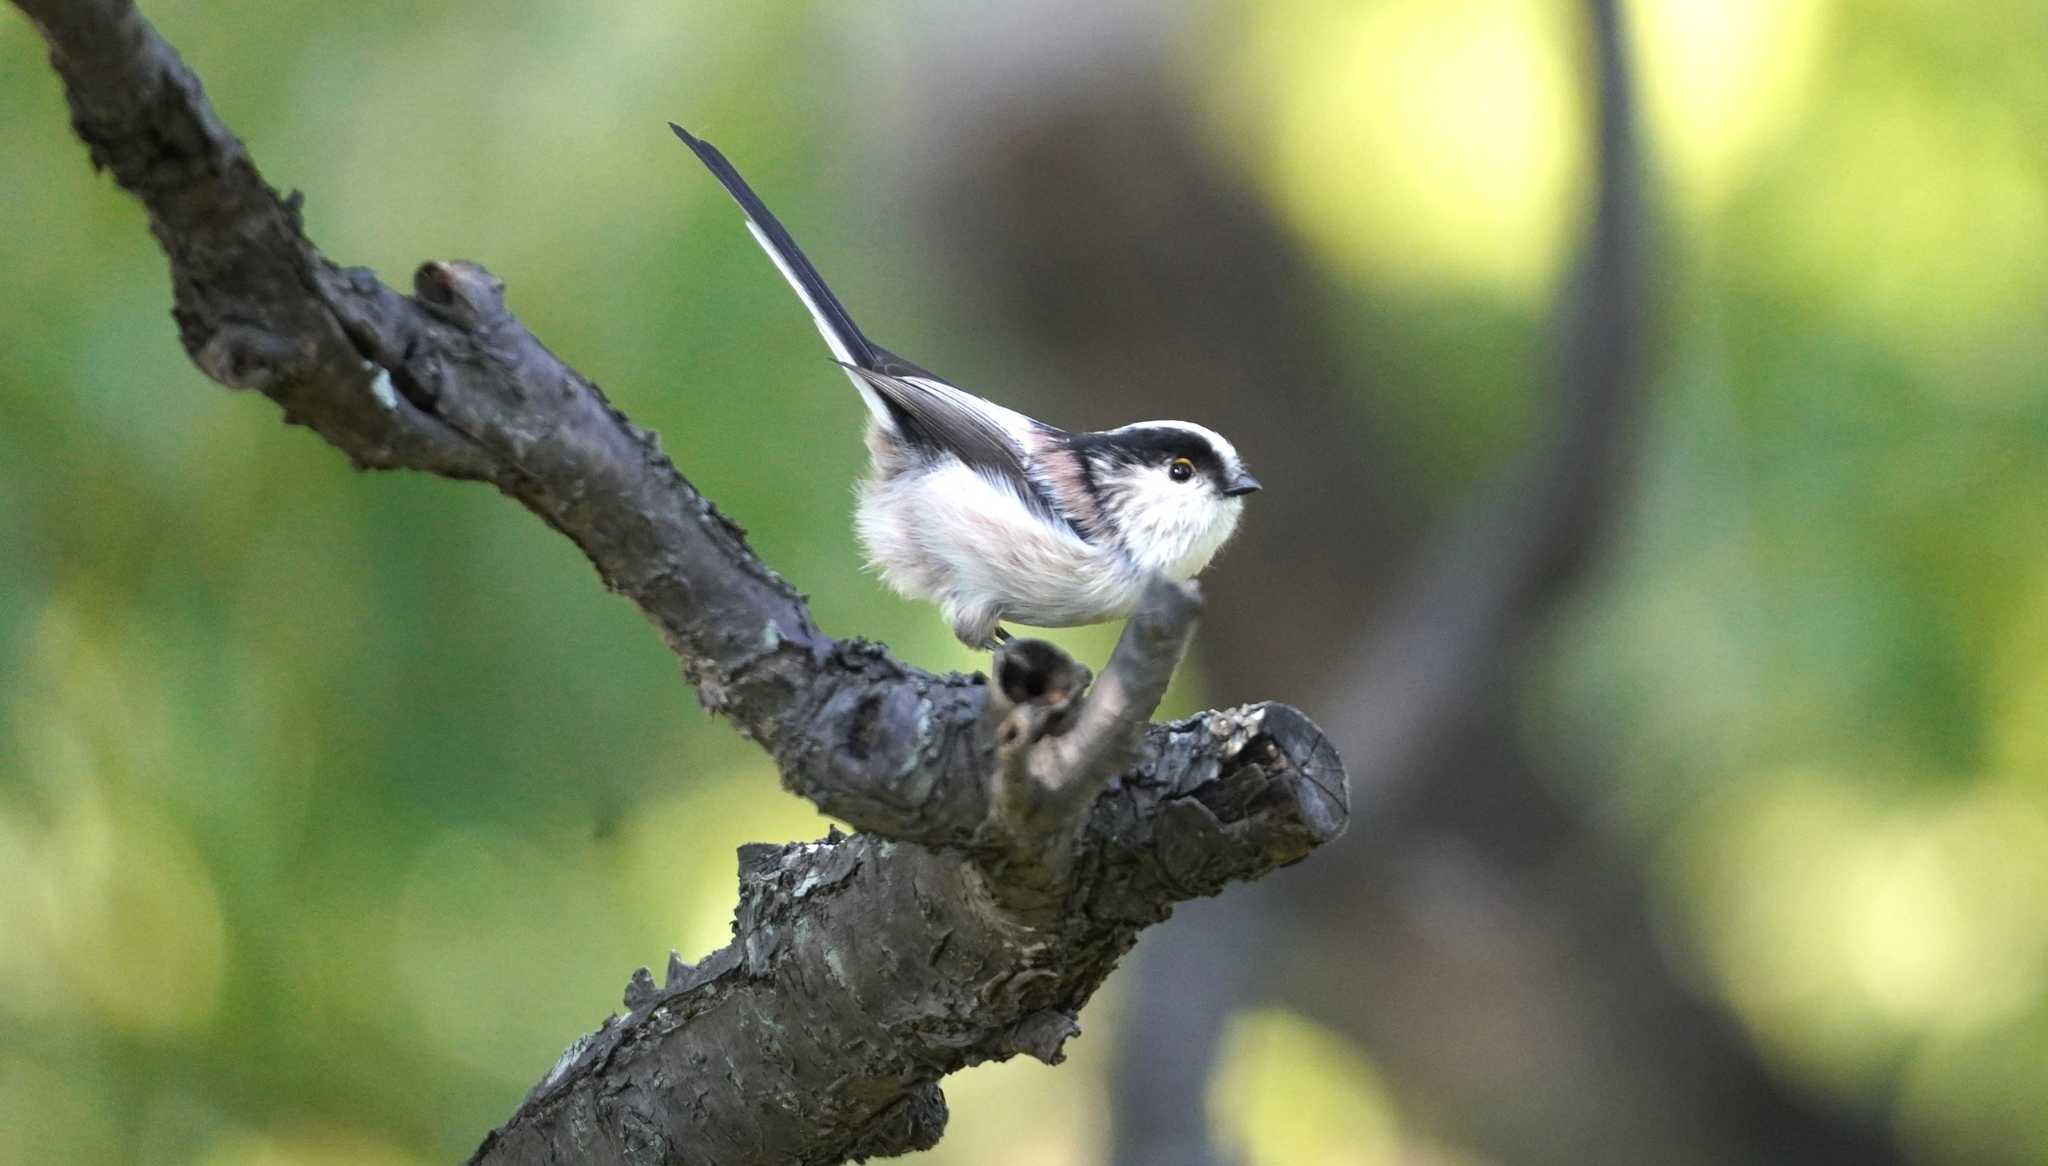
[{"left": 670, "top": 123, "right": 880, "bottom": 372}]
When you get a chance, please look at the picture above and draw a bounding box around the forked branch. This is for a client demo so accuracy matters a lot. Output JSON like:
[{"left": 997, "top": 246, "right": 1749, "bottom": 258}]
[{"left": 12, "top": 1, "right": 1347, "bottom": 1162}]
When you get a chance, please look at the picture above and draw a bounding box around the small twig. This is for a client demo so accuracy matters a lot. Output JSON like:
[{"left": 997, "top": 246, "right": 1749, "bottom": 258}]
[
  {"left": 1028, "top": 577, "right": 1201, "bottom": 805},
  {"left": 979, "top": 577, "right": 1202, "bottom": 908}
]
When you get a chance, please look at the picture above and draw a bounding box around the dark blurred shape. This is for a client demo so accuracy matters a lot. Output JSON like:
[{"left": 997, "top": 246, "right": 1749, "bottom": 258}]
[{"left": 898, "top": 1, "right": 1905, "bottom": 1162}]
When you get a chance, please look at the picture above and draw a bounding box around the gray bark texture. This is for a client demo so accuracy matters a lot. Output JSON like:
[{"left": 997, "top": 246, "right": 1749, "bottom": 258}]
[{"left": 10, "top": 1, "right": 1348, "bottom": 1163}]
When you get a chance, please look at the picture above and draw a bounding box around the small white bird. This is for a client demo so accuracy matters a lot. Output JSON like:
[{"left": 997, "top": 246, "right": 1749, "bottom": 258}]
[{"left": 673, "top": 125, "right": 1260, "bottom": 649}]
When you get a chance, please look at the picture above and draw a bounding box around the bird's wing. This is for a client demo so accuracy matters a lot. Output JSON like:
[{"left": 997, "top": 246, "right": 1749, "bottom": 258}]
[{"left": 840, "top": 365, "right": 1063, "bottom": 523}]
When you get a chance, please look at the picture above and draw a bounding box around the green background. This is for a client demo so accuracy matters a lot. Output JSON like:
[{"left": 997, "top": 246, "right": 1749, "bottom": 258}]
[{"left": 3, "top": 1, "right": 2045, "bottom": 1162}]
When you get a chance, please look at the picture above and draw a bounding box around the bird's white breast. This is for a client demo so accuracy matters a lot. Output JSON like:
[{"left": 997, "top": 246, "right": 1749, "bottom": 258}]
[
  {"left": 856, "top": 459, "right": 1145, "bottom": 631},
  {"left": 1105, "top": 468, "right": 1245, "bottom": 581}
]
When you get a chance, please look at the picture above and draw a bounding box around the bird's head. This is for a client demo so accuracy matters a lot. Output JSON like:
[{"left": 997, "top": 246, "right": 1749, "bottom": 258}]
[{"left": 1071, "top": 421, "right": 1260, "bottom": 580}]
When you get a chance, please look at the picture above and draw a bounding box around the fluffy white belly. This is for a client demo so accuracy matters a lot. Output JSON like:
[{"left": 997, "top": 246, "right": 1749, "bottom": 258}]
[{"left": 856, "top": 463, "right": 1144, "bottom": 632}]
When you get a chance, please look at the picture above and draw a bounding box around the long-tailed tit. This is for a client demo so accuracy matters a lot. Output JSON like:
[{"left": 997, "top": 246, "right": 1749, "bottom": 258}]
[{"left": 672, "top": 124, "right": 1260, "bottom": 649}]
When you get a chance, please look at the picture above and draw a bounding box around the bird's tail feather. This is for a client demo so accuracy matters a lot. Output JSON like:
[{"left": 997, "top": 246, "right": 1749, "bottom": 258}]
[{"left": 670, "top": 123, "right": 894, "bottom": 423}]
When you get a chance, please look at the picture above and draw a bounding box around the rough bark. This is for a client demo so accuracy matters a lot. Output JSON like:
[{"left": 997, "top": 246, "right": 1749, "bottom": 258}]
[{"left": 10, "top": 2, "right": 1348, "bottom": 1162}]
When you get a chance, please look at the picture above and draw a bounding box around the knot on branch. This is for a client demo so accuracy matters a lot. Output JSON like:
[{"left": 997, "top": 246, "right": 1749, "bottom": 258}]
[
  {"left": 845, "top": 1083, "right": 948, "bottom": 1159},
  {"left": 985, "top": 638, "right": 1090, "bottom": 758},
  {"left": 1006, "top": 1007, "right": 1083, "bottom": 1065},
  {"left": 415, "top": 259, "right": 508, "bottom": 328},
  {"left": 192, "top": 322, "right": 302, "bottom": 390}
]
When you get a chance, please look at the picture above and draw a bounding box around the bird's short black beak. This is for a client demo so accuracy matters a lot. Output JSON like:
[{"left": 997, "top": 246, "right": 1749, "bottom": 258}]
[{"left": 1222, "top": 473, "right": 1262, "bottom": 497}]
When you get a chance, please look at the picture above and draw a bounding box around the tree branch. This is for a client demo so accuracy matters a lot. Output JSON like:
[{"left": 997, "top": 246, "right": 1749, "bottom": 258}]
[
  {"left": 12, "top": 0, "right": 1347, "bottom": 1161},
  {"left": 980, "top": 577, "right": 1202, "bottom": 913}
]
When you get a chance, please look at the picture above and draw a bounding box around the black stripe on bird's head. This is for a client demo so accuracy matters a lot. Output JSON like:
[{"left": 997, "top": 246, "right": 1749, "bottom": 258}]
[{"left": 1068, "top": 421, "right": 1259, "bottom": 498}]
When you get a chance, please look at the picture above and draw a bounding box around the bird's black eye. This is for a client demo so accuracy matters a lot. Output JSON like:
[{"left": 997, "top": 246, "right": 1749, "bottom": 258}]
[{"left": 1168, "top": 457, "right": 1195, "bottom": 482}]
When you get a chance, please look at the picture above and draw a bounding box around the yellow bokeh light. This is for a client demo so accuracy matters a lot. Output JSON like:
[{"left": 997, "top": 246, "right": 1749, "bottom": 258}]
[
  {"left": 1210, "top": 1006, "right": 1402, "bottom": 1166},
  {"left": 1750, "top": 83, "right": 2048, "bottom": 400},
  {"left": 1661, "top": 768, "right": 2048, "bottom": 1093},
  {"left": 0, "top": 589, "right": 227, "bottom": 1036},
  {"left": 1624, "top": 0, "right": 1834, "bottom": 213},
  {"left": 0, "top": 786, "right": 228, "bottom": 1036},
  {"left": 1206, "top": 0, "right": 1587, "bottom": 303},
  {"left": 1846, "top": 789, "right": 2048, "bottom": 1028}
]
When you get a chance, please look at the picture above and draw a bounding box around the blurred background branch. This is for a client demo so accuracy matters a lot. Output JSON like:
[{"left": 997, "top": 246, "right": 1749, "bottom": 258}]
[
  {"left": 1324, "top": 0, "right": 1645, "bottom": 798},
  {"left": 896, "top": 0, "right": 1947, "bottom": 1163}
]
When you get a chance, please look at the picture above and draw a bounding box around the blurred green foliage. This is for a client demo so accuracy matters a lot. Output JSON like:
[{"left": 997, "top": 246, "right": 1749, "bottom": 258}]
[{"left": 2, "top": 0, "right": 2044, "bottom": 1163}]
